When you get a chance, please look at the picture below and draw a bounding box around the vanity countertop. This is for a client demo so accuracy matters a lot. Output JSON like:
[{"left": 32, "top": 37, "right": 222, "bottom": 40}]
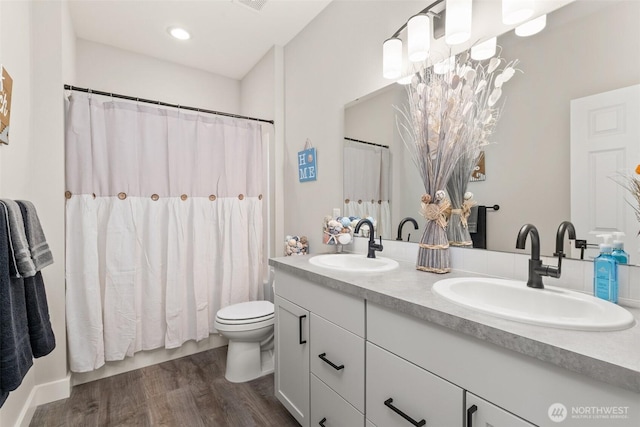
[{"left": 269, "top": 255, "right": 640, "bottom": 394}]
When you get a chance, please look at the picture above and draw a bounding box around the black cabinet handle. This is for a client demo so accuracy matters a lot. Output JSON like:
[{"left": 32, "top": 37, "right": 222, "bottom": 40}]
[
  {"left": 467, "top": 404, "right": 478, "bottom": 427},
  {"left": 298, "top": 315, "right": 307, "bottom": 344},
  {"left": 384, "top": 398, "right": 426, "bottom": 427},
  {"left": 319, "top": 417, "right": 327, "bottom": 427},
  {"left": 318, "top": 352, "right": 345, "bottom": 370}
]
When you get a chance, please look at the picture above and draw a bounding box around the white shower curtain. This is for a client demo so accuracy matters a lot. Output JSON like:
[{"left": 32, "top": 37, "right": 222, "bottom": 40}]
[
  {"left": 65, "top": 92, "right": 267, "bottom": 372},
  {"left": 343, "top": 142, "right": 391, "bottom": 239}
]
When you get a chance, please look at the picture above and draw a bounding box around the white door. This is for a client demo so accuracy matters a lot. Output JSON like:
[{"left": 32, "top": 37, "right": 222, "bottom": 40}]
[
  {"left": 570, "top": 84, "right": 640, "bottom": 260},
  {"left": 274, "top": 295, "right": 310, "bottom": 427}
]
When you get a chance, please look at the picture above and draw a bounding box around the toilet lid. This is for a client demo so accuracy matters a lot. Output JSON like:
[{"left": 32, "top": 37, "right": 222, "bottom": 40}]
[{"left": 216, "top": 300, "right": 274, "bottom": 321}]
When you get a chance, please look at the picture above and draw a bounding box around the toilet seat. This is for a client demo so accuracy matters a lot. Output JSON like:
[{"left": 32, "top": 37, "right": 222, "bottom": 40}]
[{"left": 215, "top": 301, "right": 274, "bottom": 326}]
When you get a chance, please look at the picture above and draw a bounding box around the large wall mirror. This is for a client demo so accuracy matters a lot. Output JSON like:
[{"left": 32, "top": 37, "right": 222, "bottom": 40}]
[{"left": 344, "top": 0, "right": 640, "bottom": 263}]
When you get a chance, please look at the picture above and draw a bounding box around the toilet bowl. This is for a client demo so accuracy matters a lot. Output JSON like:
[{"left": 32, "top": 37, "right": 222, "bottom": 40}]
[{"left": 214, "top": 300, "right": 275, "bottom": 383}]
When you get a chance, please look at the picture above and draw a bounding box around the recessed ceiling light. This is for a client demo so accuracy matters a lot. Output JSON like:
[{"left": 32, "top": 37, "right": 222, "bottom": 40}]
[{"left": 168, "top": 27, "right": 191, "bottom": 41}]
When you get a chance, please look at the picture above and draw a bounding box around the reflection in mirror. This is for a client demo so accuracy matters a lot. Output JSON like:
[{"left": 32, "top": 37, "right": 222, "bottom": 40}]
[
  {"left": 342, "top": 138, "right": 391, "bottom": 239},
  {"left": 344, "top": 0, "right": 640, "bottom": 262}
]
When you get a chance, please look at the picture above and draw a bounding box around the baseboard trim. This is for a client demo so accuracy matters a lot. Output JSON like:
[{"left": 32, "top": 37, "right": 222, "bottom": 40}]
[{"left": 16, "top": 375, "right": 71, "bottom": 427}]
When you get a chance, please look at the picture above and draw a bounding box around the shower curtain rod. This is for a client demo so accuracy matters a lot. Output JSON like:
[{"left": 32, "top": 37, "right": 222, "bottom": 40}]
[
  {"left": 63, "top": 85, "right": 275, "bottom": 125},
  {"left": 344, "top": 137, "right": 389, "bottom": 149}
]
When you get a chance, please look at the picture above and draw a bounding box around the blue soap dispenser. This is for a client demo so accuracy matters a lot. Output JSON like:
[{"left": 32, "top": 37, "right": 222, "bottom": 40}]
[
  {"left": 612, "top": 232, "right": 629, "bottom": 265},
  {"left": 593, "top": 234, "right": 618, "bottom": 304}
]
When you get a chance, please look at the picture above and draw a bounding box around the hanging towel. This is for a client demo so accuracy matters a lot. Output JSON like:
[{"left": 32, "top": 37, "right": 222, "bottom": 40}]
[
  {"left": 467, "top": 205, "right": 479, "bottom": 234},
  {"left": 0, "top": 199, "right": 36, "bottom": 278},
  {"left": 0, "top": 205, "right": 34, "bottom": 408},
  {"left": 16, "top": 201, "right": 56, "bottom": 357},
  {"left": 16, "top": 200, "right": 53, "bottom": 271},
  {"left": 22, "top": 273, "right": 56, "bottom": 358}
]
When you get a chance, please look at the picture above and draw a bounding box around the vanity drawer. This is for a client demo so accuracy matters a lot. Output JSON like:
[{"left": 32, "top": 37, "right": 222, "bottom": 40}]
[
  {"left": 310, "top": 313, "right": 365, "bottom": 411},
  {"left": 366, "top": 342, "right": 463, "bottom": 427},
  {"left": 310, "top": 374, "right": 364, "bottom": 427},
  {"left": 275, "top": 269, "right": 364, "bottom": 337}
]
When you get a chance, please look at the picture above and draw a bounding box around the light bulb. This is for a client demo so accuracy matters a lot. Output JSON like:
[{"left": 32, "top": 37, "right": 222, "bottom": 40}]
[{"left": 168, "top": 27, "right": 191, "bottom": 40}]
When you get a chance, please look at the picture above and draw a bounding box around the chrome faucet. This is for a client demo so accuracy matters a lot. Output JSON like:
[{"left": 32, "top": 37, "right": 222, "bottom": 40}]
[
  {"left": 396, "top": 217, "right": 419, "bottom": 241},
  {"left": 355, "top": 219, "right": 383, "bottom": 258}
]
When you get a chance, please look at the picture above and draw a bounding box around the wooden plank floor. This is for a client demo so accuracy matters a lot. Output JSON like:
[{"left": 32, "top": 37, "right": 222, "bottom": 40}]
[{"left": 30, "top": 346, "right": 300, "bottom": 427}]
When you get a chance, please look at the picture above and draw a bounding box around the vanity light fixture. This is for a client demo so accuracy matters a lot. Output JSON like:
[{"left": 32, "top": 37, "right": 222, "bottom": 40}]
[
  {"left": 502, "top": 0, "right": 535, "bottom": 26},
  {"left": 445, "top": 0, "right": 473, "bottom": 45},
  {"left": 515, "top": 14, "right": 547, "bottom": 37},
  {"left": 383, "top": 37, "right": 403, "bottom": 79},
  {"left": 408, "top": 14, "right": 430, "bottom": 62},
  {"left": 168, "top": 26, "right": 191, "bottom": 40},
  {"left": 381, "top": 0, "right": 445, "bottom": 80},
  {"left": 470, "top": 37, "right": 497, "bottom": 60}
]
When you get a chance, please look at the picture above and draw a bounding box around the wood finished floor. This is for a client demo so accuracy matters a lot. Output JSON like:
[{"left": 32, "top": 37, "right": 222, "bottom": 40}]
[{"left": 30, "top": 346, "right": 300, "bottom": 427}]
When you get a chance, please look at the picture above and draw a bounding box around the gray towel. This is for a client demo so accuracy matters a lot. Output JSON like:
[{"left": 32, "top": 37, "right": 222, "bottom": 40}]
[
  {"left": 0, "top": 207, "right": 34, "bottom": 407},
  {"left": 0, "top": 199, "right": 36, "bottom": 278},
  {"left": 16, "top": 200, "right": 54, "bottom": 271},
  {"left": 467, "top": 205, "right": 478, "bottom": 234}
]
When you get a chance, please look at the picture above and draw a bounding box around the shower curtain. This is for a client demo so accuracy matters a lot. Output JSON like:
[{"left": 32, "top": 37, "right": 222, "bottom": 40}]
[
  {"left": 65, "top": 92, "right": 267, "bottom": 372},
  {"left": 343, "top": 142, "right": 391, "bottom": 239}
]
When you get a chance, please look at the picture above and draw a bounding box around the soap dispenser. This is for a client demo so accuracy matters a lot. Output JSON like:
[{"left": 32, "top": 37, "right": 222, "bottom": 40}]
[
  {"left": 612, "top": 232, "right": 629, "bottom": 265},
  {"left": 593, "top": 234, "right": 618, "bottom": 304}
]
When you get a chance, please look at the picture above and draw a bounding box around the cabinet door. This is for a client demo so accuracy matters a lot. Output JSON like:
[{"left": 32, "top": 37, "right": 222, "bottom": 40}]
[
  {"left": 367, "top": 342, "right": 463, "bottom": 427},
  {"left": 466, "top": 392, "right": 536, "bottom": 427},
  {"left": 310, "top": 374, "right": 364, "bottom": 427},
  {"left": 275, "top": 295, "right": 310, "bottom": 427}
]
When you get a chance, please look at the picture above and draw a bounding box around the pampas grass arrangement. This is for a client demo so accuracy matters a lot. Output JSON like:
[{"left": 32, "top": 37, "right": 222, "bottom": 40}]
[{"left": 396, "top": 51, "right": 519, "bottom": 273}]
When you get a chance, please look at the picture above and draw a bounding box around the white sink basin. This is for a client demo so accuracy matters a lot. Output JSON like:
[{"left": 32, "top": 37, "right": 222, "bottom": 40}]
[
  {"left": 308, "top": 254, "right": 399, "bottom": 273},
  {"left": 432, "top": 277, "right": 635, "bottom": 331}
]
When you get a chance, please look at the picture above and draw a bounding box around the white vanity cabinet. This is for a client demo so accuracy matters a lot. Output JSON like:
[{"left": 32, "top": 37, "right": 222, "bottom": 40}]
[
  {"left": 274, "top": 295, "right": 310, "bottom": 426},
  {"left": 274, "top": 269, "right": 365, "bottom": 427},
  {"left": 366, "top": 342, "right": 463, "bottom": 426},
  {"left": 466, "top": 392, "right": 535, "bottom": 427}
]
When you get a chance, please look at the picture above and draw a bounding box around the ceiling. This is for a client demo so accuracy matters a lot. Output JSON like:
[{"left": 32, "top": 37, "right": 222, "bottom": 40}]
[{"left": 68, "top": 0, "right": 334, "bottom": 80}]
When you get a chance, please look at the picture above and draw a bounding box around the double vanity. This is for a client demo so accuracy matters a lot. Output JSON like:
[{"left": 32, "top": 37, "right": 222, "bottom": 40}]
[{"left": 269, "top": 252, "right": 639, "bottom": 427}]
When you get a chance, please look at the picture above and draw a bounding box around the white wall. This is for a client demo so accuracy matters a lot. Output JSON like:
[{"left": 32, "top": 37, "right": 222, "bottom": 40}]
[
  {"left": 75, "top": 39, "right": 240, "bottom": 113},
  {"left": 0, "top": 1, "right": 74, "bottom": 425},
  {"left": 240, "top": 46, "right": 285, "bottom": 260},
  {"left": 283, "top": 0, "right": 425, "bottom": 251}
]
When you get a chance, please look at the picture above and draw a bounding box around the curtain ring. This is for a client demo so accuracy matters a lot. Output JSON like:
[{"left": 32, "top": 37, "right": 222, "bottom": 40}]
[
  {"left": 151, "top": 194, "right": 159, "bottom": 201},
  {"left": 358, "top": 199, "right": 362, "bottom": 204},
  {"left": 209, "top": 195, "right": 216, "bottom": 201},
  {"left": 180, "top": 194, "right": 188, "bottom": 201},
  {"left": 238, "top": 194, "right": 244, "bottom": 200},
  {"left": 344, "top": 198, "right": 350, "bottom": 204},
  {"left": 64, "top": 191, "right": 72, "bottom": 199},
  {"left": 118, "top": 192, "right": 127, "bottom": 200},
  {"left": 258, "top": 194, "right": 263, "bottom": 200}
]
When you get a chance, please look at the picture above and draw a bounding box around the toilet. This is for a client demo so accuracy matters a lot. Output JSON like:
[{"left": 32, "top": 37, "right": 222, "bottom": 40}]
[{"left": 214, "top": 300, "right": 275, "bottom": 383}]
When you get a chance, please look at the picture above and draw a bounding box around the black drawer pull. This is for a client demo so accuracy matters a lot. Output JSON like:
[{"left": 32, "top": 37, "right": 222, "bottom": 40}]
[
  {"left": 319, "top": 417, "right": 327, "bottom": 427},
  {"left": 298, "top": 315, "right": 307, "bottom": 345},
  {"left": 384, "top": 398, "right": 426, "bottom": 427},
  {"left": 467, "top": 404, "right": 478, "bottom": 427},
  {"left": 318, "top": 353, "right": 344, "bottom": 370}
]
